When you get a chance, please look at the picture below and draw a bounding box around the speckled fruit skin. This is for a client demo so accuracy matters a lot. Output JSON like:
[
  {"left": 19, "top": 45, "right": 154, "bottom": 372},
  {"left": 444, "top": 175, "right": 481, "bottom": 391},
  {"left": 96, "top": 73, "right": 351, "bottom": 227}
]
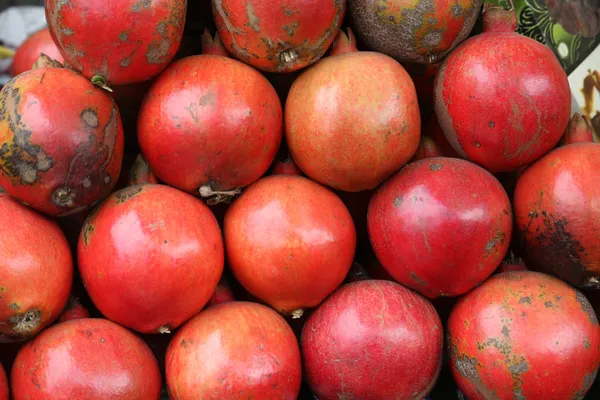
[
  {"left": 77, "top": 184, "right": 224, "bottom": 334},
  {"left": 0, "top": 194, "right": 72, "bottom": 343},
  {"left": 514, "top": 143, "right": 600, "bottom": 288},
  {"left": 224, "top": 175, "right": 356, "bottom": 314},
  {"left": 212, "top": 0, "right": 345, "bottom": 72},
  {"left": 138, "top": 54, "right": 282, "bottom": 198},
  {"left": 0, "top": 68, "right": 124, "bottom": 216},
  {"left": 45, "top": 0, "right": 186, "bottom": 85},
  {"left": 448, "top": 271, "right": 600, "bottom": 400},
  {"left": 302, "top": 280, "right": 443, "bottom": 400},
  {"left": 0, "top": 362, "right": 8, "bottom": 400},
  {"left": 285, "top": 32, "right": 420, "bottom": 192},
  {"left": 349, "top": 0, "right": 482, "bottom": 64},
  {"left": 367, "top": 157, "right": 512, "bottom": 298},
  {"left": 11, "top": 318, "right": 161, "bottom": 400},
  {"left": 166, "top": 302, "right": 301, "bottom": 399},
  {"left": 11, "top": 29, "right": 63, "bottom": 76},
  {"left": 434, "top": 32, "right": 571, "bottom": 173}
]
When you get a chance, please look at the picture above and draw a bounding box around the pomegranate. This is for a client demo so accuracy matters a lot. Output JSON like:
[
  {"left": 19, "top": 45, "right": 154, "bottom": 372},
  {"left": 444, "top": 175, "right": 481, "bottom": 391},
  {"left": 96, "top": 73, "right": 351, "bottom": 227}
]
[
  {"left": 58, "top": 296, "right": 90, "bottom": 322},
  {"left": 0, "top": 66, "right": 124, "bottom": 216},
  {"left": 302, "top": 280, "right": 443, "bottom": 400},
  {"left": 224, "top": 175, "right": 356, "bottom": 316},
  {"left": 482, "top": 2, "right": 518, "bottom": 33},
  {"left": 45, "top": 0, "right": 186, "bottom": 85},
  {"left": 412, "top": 135, "right": 444, "bottom": 161},
  {"left": 11, "top": 28, "right": 63, "bottom": 76},
  {"left": 129, "top": 154, "right": 159, "bottom": 185},
  {"left": 205, "top": 276, "right": 236, "bottom": 308},
  {"left": 166, "top": 301, "right": 302, "bottom": 399},
  {"left": 77, "top": 184, "right": 224, "bottom": 334},
  {"left": 212, "top": 0, "right": 345, "bottom": 72},
  {"left": 448, "top": 271, "right": 600, "bottom": 400},
  {"left": 11, "top": 318, "right": 161, "bottom": 400},
  {"left": 138, "top": 31, "right": 282, "bottom": 204},
  {"left": 0, "top": 195, "right": 72, "bottom": 342},
  {"left": 349, "top": 0, "right": 482, "bottom": 64},
  {"left": 0, "top": 362, "right": 7, "bottom": 400},
  {"left": 368, "top": 157, "right": 512, "bottom": 298},
  {"left": 285, "top": 28, "right": 421, "bottom": 192},
  {"left": 514, "top": 142, "right": 600, "bottom": 288},
  {"left": 271, "top": 155, "right": 303, "bottom": 176},
  {"left": 560, "top": 112, "right": 595, "bottom": 145},
  {"left": 434, "top": 32, "right": 571, "bottom": 173}
]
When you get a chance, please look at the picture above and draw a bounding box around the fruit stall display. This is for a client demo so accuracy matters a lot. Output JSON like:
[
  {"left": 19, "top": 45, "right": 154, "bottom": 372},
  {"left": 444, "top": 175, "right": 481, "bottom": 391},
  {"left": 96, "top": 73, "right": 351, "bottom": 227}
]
[{"left": 0, "top": 0, "right": 599, "bottom": 399}]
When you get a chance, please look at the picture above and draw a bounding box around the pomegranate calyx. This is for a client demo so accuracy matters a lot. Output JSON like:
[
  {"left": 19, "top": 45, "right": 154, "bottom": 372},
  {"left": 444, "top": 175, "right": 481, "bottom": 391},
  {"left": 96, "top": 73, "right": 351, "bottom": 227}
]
[
  {"left": 201, "top": 29, "right": 230, "bottom": 57},
  {"left": 330, "top": 27, "right": 358, "bottom": 56},
  {"left": 199, "top": 184, "right": 241, "bottom": 205}
]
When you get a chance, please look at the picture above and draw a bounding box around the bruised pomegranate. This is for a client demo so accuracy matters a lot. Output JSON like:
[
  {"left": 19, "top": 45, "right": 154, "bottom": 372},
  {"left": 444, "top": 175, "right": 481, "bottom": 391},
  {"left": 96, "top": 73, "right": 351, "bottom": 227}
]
[
  {"left": 11, "top": 318, "right": 161, "bottom": 400},
  {"left": 0, "top": 195, "right": 72, "bottom": 342},
  {"left": 138, "top": 31, "right": 282, "bottom": 204},
  {"left": 285, "top": 29, "right": 420, "bottom": 192},
  {"left": 349, "top": 0, "right": 482, "bottom": 64},
  {"left": 514, "top": 143, "right": 600, "bottom": 288},
  {"left": 212, "top": 0, "right": 345, "bottom": 72},
  {"left": 58, "top": 296, "right": 90, "bottom": 322},
  {"left": 0, "top": 362, "right": 7, "bottom": 400},
  {"left": 435, "top": 32, "right": 571, "bottom": 173},
  {"left": 448, "top": 271, "right": 600, "bottom": 400},
  {"left": 368, "top": 157, "right": 512, "bottom": 298},
  {"left": 0, "top": 67, "right": 124, "bottom": 216},
  {"left": 302, "top": 280, "right": 443, "bottom": 399},
  {"left": 205, "top": 277, "right": 236, "bottom": 308},
  {"left": 11, "top": 29, "right": 63, "bottom": 76},
  {"left": 224, "top": 175, "right": 356, "bottom": 316},
  {"left": 78, "top": 184, "right": 224, "bottom": 334},
  {"left": 166, "top": 301, "right": 302, "bottom": 399},
  {"left": 46, "top": 0, "right": 186, "bottom": 85}
]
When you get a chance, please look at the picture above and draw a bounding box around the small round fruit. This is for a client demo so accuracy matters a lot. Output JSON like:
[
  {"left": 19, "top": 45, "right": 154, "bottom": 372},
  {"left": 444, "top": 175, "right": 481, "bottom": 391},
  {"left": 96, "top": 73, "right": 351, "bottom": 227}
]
[
  {"left": 11, "top": 29, "right": 63, "bottom": 76},
  {"left": 448, "top": 271, "right": 600, "bottom": 400},
  {"left": 302, "top": 280, "right": 443, "bottom": 400},
  {"left": 11, "top": 318, "right": 161, "bottom": 400},
  {"left": 166, "top": 301, "right": 302, "bottom": 400}
]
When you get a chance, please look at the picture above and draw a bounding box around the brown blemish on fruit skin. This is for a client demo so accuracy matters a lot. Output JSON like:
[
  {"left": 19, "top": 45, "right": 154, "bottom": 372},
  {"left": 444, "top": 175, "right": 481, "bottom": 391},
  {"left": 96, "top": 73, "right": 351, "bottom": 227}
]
[
  {"left": 115, "top": 184, "right": 144, "bottom": 205},
  {"left": 7, "top": 309, "right": 42, "bottom": 337},
  {"left": 451, "top": 344, "right": 499, "bottom": 399},
  {"left": 575, "top": 291, "right": 598, "bottom": 325},
  {"left": 410, "top": 271, "right": 428, "bottom": 287}
]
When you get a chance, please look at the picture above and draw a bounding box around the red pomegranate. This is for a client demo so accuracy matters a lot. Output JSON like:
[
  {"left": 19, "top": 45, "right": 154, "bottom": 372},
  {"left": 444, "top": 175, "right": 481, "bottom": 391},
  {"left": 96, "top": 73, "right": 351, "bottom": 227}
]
[
  {"left": 368, "top": 157, "right": 512, "bottom": 298},
  {"left": 0, "top": 195, "right": 72, "bottom": 342},
  {"left": 560, "top": 113, "right": 595, "bottom": 145},
  {"left": 205, "top": 277, "right": 236, "bottom": 308},
  {"left": 11, "top": 318, "right": 161, "bottom": 400},
  {"left": 166, "top": 301, "right": 302, "bottom": 399},
  {"left": 0, "top": 66, "right": 124, "bottom": 216},
  {"left": 271, "top": 155, "right": 303, "bottom": 176},
  {"left": 212, "top": 0, "right": 345, "bottom": 72},
  {"left": 448, "top": 271, "right": 600, "bottom": 400},
  {"left": 129, "top": 154, "right": 159, "bottom": 185},
  {"left": 302, "top": 280, "right": 443, "bottom": 399},
  {"left": 434, "top": 32, "right": 571, "bottom": 173},
  {"left": 45, "top": 0, "right": 186, "bottom": 85},
  {"left": 58, "top": 296, "right": 90, "bottom": 323},
  {"left": 77, "top": 184, "right": 224, "bottom": 334},
  {"left": 0, "top": 362, "right": 7, "bottom": 400},
  {"left": 11, "top": 28, "right": 63, "bottom": 76},
  {"left": 285, "top": 28, "right": 420, "bottom": 192},
  {"left": 412, "top": 135, "right": 444, "bottom": 161},
  {"left": 138, "top": 31, "right": 282, "bottom": 204},
  {"left": 224, "top": 175, "right": 356, "bottom": 316},
  {"left": 482, "top": 2, "right": 518, "bottom": 33},
  {"left": 514, "top": 143, "right": 600, "bottom": 288}
]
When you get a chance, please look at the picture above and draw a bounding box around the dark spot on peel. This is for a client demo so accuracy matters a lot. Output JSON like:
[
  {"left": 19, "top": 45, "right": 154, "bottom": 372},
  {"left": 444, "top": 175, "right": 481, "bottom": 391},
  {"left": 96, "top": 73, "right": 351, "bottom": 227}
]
[
  {"left": 8, "top": 303, "right": 20, "bottom": 310},
  {"left": 394, "top": 196, "right": 403, "bottom": 207},
  {"left": 575, "top": 290, "right": 598, "bottom": 325},
  {"left": 115, "top": 185, "right": 143, "bottom": 205},
  {"left": 518, "top": 297, "right": 531, "bottom": 304},
  {"left": 429, "top": 163, "right": 442, "bottom": 171},
  {"left": 489, "top": 121, "right": 495, "bottom": 128}
]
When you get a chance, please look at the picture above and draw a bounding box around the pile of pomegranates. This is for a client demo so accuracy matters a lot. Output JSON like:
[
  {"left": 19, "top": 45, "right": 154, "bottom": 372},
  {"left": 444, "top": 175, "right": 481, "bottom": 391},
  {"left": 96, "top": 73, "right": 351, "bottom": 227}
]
[{"left": 1, "top": 1, "right": 599, "bottom": 399}]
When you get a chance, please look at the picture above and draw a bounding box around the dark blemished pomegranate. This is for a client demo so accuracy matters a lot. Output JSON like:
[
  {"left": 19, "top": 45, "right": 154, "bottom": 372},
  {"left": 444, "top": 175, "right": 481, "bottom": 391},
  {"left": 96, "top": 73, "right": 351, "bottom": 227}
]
[
  {"left": 11, "top": 318, "right": 161, "bottom": 400},
  {"left": 0, "top": 194, "right": 72, "bottom": 343},
  {"left": 514, "top": 142, "right": 600, "bottom": 288},
  {"left": 58, "top": 296, "right": 90, "bottom": 323},
  {"left": 45, "top": 0, "right": 186, "bottom": 85},
  {"left": 77, "top": 184, "right": 224, "bottom": 334},
  {"left": 285, "top": 28, "right": 421, "bottom": 192},
  {"left": 0, "top": 362, "right": 7, "bottom": 400},
  {"left": 448, "top": 271, "right": 600, "bottom": 400},
  {"left": 224, "top": 175, "right": 356, "bottom": 317},
  {"left": 368, "top": 157, "right": 512, "bottom": 298},
  {"left": 302, "top": 280, "right": 443, "bottom": 400},
  {"left": 166, "top": 301, "right": 302, "bottom": 400},
  {"left": 11, "top": 28, "right": 63, "bottom": 76}
]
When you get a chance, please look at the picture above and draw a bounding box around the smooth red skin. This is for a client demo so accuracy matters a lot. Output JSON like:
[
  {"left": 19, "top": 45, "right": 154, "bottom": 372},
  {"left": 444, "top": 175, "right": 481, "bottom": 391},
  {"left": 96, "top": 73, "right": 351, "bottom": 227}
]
[
  {"left": 11, "top": 29, "right": 63, "bottom": 76},
  {"left": 205, "top": 277, "right": 236, "bottom": 308},
  {"left": 0, "top": 363, "right": 7, "bottom": 400},
  {"left": 367, "top": 157, "right": 513, "bottom": 298},
  {"left": 0, "top": 195, "right": 72, "bottom": 342},
  {"left": 212, "top": 0, "right": 345, "bottom": 73},
  {"left": 271, "top": 158, "right": 303, "bottom": 176},
  {"left": 58, "top": 298, "right": 90, "bottom": 322},
  {"left": 286, "top": 50, "right": 420, "bottom": 192},
  {"left": 45, "top": 0, "right": 186, "bottom": 85},
  {"left": 0, "top": 68, "right": 124, "bottom": 216},
  {"left": 302, "top": 280, "right": 443, "bottom": 400},
  {"left": 514, "top": 143, "right": 600, "bottom": 287},
  {"left": 427, "top": 114, "right": 461, "bottom": 158},
  {"left": 434, "top": 32, "right": 571, "bottom": 173},
  {"left": 166, "top": 301, "right": 302, "bottom": 400},
  {"left": 11, "top": 318, "right": 161, "bottom": 400},
  {"left": 448, "top": 271, "right": 600, "bottom": 400},
  {"left": 412, "top": 135, "right": 444, "bottom": 161},
  {"left": 138, "top": 55, "right": 282, "bottom": 194},
  {"left": 77, "top": 184, "right": 224, "bottom": 334},
  {"left": 224, "top": 175, "right": 356, "bottom": 313}
]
